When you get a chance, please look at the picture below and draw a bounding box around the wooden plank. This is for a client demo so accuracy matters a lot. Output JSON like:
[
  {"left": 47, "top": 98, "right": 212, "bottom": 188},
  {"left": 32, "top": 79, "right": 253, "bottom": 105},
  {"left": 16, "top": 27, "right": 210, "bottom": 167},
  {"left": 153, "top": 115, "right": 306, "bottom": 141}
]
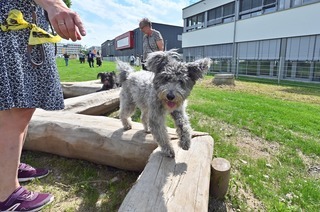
[{"left": 119, "top": 135, "right": 214, "bottom": 212}]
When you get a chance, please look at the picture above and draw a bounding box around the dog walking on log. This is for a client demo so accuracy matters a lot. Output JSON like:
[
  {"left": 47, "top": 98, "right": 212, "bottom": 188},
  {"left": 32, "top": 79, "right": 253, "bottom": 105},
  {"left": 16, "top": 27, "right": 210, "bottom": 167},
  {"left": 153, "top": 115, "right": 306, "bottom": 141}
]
[{"left": 117, "top": 50, "right": 211, "bottom": 158}]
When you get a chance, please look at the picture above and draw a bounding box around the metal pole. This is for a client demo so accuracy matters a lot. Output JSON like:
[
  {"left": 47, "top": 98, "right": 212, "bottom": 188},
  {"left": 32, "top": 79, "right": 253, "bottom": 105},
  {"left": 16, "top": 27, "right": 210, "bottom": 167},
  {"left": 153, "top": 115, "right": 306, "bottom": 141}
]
[{"left": 232, "top": 0, "right": 239, "bottom": 76}]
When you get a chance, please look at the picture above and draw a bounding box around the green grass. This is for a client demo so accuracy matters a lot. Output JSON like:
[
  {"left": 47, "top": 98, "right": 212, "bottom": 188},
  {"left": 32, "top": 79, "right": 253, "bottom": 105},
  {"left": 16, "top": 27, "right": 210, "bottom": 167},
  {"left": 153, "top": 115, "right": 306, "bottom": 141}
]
[
  {"left": 25, "top": 58, "right": 320, "bottom": 211},
  {"left": 56, "top": 58, "right": 117, "bottom": 82}
]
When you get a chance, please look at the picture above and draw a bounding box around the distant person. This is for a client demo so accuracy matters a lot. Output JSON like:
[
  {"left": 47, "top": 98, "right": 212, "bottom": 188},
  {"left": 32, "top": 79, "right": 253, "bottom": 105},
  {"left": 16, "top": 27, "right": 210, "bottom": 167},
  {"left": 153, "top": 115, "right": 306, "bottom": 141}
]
[
  {"left": 79, "top": 52, "right": 85, "bottom": 63},
  {"left": 135, "top": 54, "right": 141, "bottom": 67},
  {"left": 87, "top": 50, "right": 95, "bottom": 68},
  {"left": 129, "top": 54, "right": 135, "bottom": 66},
  {"left": 96, "top": 51, "right": 102, "bottom": 67},
  {"left": 139, "top": 17, "right": 164, "bottom": 70},
  {"left": 63, "top": 52, "right": 69, "bottom": 66}
]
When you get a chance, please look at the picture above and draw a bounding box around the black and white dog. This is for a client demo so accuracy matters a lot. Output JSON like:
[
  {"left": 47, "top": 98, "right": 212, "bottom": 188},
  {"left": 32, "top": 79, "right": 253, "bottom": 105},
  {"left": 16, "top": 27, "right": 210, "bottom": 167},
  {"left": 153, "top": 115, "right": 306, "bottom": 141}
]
[{"left": 96, "top": 71, "right": 119, "bottom": 92}]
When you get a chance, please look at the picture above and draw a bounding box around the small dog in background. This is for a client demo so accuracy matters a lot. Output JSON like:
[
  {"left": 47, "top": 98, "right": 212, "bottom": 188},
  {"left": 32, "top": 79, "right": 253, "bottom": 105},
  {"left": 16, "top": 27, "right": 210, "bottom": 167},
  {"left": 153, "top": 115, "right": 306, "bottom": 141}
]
[
  {"left": 117, "top": 50, "right": 211, "bottom": 157},
  {"left": 96, "top": 71, "right": 118, "bottom": 92}
]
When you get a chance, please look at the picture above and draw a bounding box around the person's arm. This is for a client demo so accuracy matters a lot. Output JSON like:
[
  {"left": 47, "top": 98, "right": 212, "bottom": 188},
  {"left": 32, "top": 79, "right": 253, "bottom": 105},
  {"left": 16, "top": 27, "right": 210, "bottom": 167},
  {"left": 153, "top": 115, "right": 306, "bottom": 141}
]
[
  {"left": 156, "top": 39, "right": 164, "bottom": 51},
  {"left": 33, "top": 0, "right": 86, "bottom": 41}
]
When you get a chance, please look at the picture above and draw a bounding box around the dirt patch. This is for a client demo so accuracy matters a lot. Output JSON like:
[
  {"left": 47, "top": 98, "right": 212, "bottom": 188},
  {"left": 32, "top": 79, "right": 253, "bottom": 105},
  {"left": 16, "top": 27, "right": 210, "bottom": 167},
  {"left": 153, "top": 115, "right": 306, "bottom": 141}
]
[{"left": 298, "top": 150, "right": 320, "bottom": 179}]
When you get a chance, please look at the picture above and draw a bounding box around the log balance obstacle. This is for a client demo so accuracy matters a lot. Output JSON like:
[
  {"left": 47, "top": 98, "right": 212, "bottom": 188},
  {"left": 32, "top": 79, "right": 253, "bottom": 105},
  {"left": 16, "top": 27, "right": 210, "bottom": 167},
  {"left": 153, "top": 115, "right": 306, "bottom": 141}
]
[{"left": 24, "top": 81, "right": 223, "bottom": 211}]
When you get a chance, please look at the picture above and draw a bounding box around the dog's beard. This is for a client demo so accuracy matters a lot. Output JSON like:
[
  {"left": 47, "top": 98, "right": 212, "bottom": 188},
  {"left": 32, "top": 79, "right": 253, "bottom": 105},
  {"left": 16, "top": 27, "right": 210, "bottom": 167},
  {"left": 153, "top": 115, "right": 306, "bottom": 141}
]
[{"left": 158, "top": 90, "right": 184, "bottom": 111}]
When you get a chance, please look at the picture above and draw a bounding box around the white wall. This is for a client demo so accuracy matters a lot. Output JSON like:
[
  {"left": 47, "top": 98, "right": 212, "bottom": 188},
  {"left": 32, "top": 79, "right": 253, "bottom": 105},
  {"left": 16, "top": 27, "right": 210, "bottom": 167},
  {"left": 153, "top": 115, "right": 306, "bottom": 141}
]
[
  {"left": 235, "top": 3, "right": 320, "bottom": 42},
  {"left": 182, "top": 3, "right": 320, "bottom": 48},
  {"left": 182, "top": 23, "right": 235, "bottom": 47},
  {"left": 183, "top": 0, "right": 234, "bottom": 18}
]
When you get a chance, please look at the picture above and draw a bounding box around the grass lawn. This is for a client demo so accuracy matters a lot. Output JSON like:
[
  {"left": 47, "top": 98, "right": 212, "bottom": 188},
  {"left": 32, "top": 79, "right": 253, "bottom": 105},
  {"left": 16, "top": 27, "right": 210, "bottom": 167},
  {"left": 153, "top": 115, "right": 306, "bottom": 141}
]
[{"left": 23, "top": 58, "right": 320, "bottom": 211}]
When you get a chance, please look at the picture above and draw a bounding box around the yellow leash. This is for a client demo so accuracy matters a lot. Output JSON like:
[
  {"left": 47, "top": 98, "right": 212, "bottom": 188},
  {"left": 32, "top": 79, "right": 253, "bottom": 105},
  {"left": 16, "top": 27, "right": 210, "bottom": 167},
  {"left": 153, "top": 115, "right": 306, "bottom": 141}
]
[{"left": 1, "top": 9, "right": 61, "bottom": 67}]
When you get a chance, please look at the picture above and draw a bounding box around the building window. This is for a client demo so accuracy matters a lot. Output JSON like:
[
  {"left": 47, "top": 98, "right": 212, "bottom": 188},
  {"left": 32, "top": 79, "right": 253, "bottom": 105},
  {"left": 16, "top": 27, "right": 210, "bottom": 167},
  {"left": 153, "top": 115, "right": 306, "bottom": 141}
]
[
  {"left": 295, "top": 61, "right": 311, "bottom": 79},
  {"left": 208, "top": 7, "right": 223, "bottom": 26},
  {"left": 207, "top": 2, "right": 235, "bottom": 27},
  {"left": 313, "top": 62, "right": 320, "bottom": 81},
  {"left": 291, "top": 0, "right": 302, "bottom": 7},
  {"left": 239, "top": 0, "right": 277, "bottom": 19},
  {"left": 223, "top": 2, "right": 235, "bottom": 23},
  {"left": 284, "top": 61, "right": 311, "bottom": 80},
  {"left": 285, "top": 61, "right": 294, "bottom": 78},
  {"left": 303, "top": 0, "right": 320, "bottom": 4},
  {"left": 260, "top": 61, "right": 272, "bottom": 76},
  {"left": 210, "top": 59, "right": 232, "bottom": 73},
  {"left": 186, "top": 13, "right": 204, "bottom": 32}
]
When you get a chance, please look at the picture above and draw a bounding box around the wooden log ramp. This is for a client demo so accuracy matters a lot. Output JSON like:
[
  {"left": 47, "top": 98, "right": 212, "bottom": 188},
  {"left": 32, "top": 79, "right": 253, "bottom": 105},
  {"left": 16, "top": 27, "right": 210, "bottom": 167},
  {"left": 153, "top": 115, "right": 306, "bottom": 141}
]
[{"left": 119, "top": 135, "right": 214, "bottom": 212}]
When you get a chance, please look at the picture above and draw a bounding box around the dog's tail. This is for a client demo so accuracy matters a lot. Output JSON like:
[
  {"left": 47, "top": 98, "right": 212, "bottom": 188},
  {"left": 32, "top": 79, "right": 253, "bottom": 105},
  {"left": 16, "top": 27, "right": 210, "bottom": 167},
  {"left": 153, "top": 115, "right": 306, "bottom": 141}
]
[{"left": 116, "top": 59, "right": 134, "bottom": 84}]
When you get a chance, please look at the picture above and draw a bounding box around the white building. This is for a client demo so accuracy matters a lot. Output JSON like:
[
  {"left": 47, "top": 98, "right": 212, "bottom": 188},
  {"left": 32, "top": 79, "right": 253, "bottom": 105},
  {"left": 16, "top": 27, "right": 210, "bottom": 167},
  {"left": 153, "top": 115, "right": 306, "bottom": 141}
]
[
  {"left": 182, "top": 0, "right": 320, "bottom": 83},
  {"left": 57, "top": 43, "right": 82, "bottom": 57}
]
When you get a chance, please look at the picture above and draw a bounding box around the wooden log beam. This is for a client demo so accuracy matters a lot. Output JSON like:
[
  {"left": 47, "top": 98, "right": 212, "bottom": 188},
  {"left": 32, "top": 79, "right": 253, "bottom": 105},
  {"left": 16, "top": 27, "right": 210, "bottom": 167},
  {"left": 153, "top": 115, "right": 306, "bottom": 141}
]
[
  {"left": 61, "top": 80, "right": 103, "bottom": 98},
  {"left": 63, "top": 88, "right": 120, "bottom": 115},
  {"left": 119, "top": 135, "right": 214, "bottom": 212},
  {"left": 24, "top": 109, "right": 208, "bottom": 172}
]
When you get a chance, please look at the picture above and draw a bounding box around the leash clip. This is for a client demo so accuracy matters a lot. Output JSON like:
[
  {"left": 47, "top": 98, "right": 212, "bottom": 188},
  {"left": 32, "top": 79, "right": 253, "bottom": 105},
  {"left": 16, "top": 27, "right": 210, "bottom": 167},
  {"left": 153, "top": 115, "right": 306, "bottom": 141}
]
[{"left": 27, "top": 7, "right": 46, "bottom": 67}]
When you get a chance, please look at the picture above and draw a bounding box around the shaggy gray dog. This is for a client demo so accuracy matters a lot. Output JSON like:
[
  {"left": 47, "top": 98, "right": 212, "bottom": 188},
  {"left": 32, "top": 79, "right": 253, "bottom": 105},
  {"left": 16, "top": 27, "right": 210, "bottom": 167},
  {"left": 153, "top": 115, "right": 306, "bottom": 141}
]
[{"left": 117, "top": 50, "right": 211, "bottom": 157}]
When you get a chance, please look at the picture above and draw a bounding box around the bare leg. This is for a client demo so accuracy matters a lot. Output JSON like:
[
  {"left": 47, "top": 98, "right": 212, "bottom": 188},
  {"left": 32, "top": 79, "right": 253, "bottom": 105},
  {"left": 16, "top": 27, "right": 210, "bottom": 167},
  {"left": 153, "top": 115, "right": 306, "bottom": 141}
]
[{"left": 0, "top": 108, "right": 35, "bottom": 201}]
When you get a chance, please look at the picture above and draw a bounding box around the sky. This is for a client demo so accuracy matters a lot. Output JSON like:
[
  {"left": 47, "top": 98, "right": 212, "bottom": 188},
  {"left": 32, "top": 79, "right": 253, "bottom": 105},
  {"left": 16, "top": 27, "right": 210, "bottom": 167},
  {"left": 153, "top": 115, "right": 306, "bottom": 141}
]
[{"left": 63, "top": 0, "right": 194, "bottom": 48}]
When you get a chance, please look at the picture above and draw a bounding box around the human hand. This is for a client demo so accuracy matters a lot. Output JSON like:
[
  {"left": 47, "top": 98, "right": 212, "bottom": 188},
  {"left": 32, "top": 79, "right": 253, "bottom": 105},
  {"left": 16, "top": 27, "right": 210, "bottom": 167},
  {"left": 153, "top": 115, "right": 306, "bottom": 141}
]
[{"left": 41, "top": 1, "right": 86, "bottom": 41}]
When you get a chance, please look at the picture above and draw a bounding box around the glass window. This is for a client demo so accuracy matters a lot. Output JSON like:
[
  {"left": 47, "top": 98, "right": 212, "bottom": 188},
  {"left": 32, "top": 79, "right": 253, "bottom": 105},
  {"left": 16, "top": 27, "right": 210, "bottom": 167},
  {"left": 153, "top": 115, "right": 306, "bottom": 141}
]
[
  {"left": 197, "top": 13, "right": 204, "bottom": 24},
  {"left": 303, "top": 0, "right": 320, "bottom": 3},
  {"left": 296, "top": 62, "right": 310, "bottom": 79},
  {"left": 211, "top": 59, "right": 222, "bottom": 72},
  {"left": 264, "top": 0, "right": 277, "bottom": 5},
  {"left": 223, "top": 2, "right": 235, "bottom": 16},
  {"left": 313, "top": 62, "right": 320, "bottom": 81},
  {"left": 238, "top": 60, "right": 247, "bottom": 75},
  {"left": 240, "top": 0, "right": 263, "bottom": 12},
  {"left": 247, "top": 61, "right": 258, "bottom": 75},
  {"left": 285, "top": 61, "right": 293, "bottom": 78},
  {"left": 278, "top": 0, "right": 285, "bottom": 9},
  {"left": 253, "top": 0, "right": 263, "bottom": 8},
  {"left": 291, "top": 0, "right": 302, "bottom": 7},
  {"left": 191, "top": 16, "right": 197, "bottom": 25},
  {"left": 186, "top": 13, "right": 204, "bottom": 31},
  {"left": 240, "top": 0, "right": 252, "bottom": 11},
  {"left": 221, "top": 59, "right": 232, "bottom": 72},
  {"left": 273, "top": 61, "right": 279, "bottom": 77},
  {"left": 208, "top": 7, "right": 222, "bottom": 20},
  {"left": 260, "top": 61, "right": 271, "bottom": 76}
]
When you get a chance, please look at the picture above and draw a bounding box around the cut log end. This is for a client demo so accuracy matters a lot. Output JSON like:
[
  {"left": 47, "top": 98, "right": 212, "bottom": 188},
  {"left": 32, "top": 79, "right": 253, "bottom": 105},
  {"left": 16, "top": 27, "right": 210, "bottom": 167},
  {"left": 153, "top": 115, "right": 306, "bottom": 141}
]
[{"left": 210, "top": 157, "right": 231, "bottom": 200}]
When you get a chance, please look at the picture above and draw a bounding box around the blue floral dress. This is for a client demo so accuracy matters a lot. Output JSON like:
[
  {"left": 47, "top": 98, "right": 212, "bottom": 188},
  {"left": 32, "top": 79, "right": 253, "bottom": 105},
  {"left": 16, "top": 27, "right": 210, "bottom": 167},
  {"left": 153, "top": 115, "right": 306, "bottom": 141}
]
[{"left": 0, "top": 0, "right": 64, "bottom": 111}]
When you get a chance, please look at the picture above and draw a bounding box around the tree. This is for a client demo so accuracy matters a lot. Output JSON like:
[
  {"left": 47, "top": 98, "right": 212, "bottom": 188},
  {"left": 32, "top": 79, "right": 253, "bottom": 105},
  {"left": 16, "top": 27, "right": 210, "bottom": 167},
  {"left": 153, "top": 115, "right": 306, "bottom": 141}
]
[{"left": 63, "top": 0, "right": 72, "bottom": 8}]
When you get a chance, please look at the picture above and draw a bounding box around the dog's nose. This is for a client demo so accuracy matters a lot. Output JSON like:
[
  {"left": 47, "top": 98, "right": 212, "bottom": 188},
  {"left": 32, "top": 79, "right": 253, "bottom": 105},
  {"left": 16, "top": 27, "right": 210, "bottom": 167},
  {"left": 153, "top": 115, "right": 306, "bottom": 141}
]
[{"left": 166, "top": 93, "right": 175, "bottom": 101}]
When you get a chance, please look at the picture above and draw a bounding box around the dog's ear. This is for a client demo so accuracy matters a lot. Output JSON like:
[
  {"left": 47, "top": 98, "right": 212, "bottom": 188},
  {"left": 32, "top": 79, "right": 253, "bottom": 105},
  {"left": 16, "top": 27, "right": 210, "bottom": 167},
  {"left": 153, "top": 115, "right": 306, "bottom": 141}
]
[
  {"left": 146, "top": 49, "right": 181, "bottom": 73},
  {"left": 187, "top": 58, "right": 212, "bottom": 81},
  {"left": 97, "top": 73, "right": 102, "bottom": 79}
]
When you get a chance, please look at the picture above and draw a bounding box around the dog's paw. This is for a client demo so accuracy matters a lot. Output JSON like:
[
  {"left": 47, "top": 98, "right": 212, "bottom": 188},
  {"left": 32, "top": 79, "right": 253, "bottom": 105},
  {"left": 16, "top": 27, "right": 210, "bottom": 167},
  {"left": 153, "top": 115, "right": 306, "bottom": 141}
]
[
  {"left": 123, "top": 125, "right": 132, "bottom": 131},
  {"left": 161, "top": 147, "right": 175, "bottom": 158},
  {"left": 179, "top": 139, "right": 190, "bottom": 150}
]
